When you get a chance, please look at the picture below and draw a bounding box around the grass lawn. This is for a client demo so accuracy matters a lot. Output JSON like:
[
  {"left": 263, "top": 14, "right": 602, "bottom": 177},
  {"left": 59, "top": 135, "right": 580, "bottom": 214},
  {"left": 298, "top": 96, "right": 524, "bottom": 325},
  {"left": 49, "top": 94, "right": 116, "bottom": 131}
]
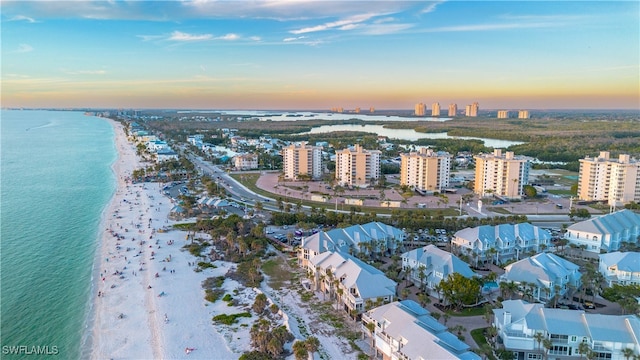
[
  {"left": 445, "top": 307, "right": 486, "bottom": 317},
  {"left": 471, "top": 328, "right": 496, "bottom": 360}
]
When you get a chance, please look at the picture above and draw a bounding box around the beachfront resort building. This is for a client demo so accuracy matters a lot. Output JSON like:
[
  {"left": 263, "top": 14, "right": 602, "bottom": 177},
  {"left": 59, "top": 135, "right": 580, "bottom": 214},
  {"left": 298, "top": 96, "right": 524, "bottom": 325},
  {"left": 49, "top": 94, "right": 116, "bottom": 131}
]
[
  {"left": 599, "top": 251, "right": 640, "bottom": 286},
  {"left": 414, "top": 102, "right": 427, "bottom": 116},
  {"left": 465, "top": 102, "right": 479, "bottom": 117},
  {"left": 494, "top": 300, "right": 640, "bottom": 359},
  {"left": 452, "top": 223, "right": 551, "bottom": 265},
  {"left": 431, "top": 102, "right": 441, "bottom": 116},
  {"left": 497, "top": 110, "right": 510, "bottom": 119},
  {"left": 399, "top": 148, "right": 452, "bottom": 193},
  {"left": 501, "top": 253, "right": 581, "bottom": 303},
  {"left": 281, "top": 141, "right": 323, "bottom": 180},
  {"left": 401, "top": 245, "right": 476, "bottom": 297},
  {"left": 307, "top": 251, "right": 397, "bottom": 316},
  {"left": 448, "top": 103, "right": 458, "bottom": 117},
  {"left": 233, "top": 153, "right": 258, "bottom": 170},
  {"left": 473, "top": 149, "right": 531, "bottom": 200},
  {"left": 298, "top": 222, "right": 404, "bottom": 268},
  {"left": 577, "top": 151, "right": 640, "bottom": 206},
  {"left": 335, "top": 144, "right": 381, "bottom": 188},
  {"left": 563, "top": 209, "right": 640, "bottom": 253},
  {"left": 362, "top": 300, "right": 481, "bottom": 360}
]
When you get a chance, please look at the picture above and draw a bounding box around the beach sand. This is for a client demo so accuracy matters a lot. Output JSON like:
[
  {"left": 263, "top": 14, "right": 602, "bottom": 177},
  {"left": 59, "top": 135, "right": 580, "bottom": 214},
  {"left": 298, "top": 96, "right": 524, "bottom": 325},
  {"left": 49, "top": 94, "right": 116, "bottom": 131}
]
[
  {"left": 89, "top": 120, "right": 243, "bottom": 360},
  {"left": 88, "top": 119, "right": 363, "bottom": 360}
]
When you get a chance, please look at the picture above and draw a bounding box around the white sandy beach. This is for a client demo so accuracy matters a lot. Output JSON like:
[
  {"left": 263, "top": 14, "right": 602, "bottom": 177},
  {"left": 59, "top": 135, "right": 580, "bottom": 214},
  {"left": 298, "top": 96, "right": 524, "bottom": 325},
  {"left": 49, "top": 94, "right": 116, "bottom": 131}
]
[{"left": 88, "top": 119, "right": 362, "bottom": 360}]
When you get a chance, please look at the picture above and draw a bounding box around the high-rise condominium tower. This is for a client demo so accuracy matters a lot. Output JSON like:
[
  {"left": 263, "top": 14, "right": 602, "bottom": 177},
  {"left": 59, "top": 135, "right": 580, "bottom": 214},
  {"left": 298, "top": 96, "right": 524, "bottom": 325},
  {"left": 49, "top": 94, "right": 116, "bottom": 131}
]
[
  {"left": 335, "top": 144, "right": 381, "bottom": 188},
  {"left": 448, "top": 103, "right": 458, "bottom": 116},
  {"left": 431, "top": 102, "right": 441, "bottom": 117},
  {"left": 497, "top": 110, "right": 509, "bottom": 119},
  {"left": 578, "top": 151, "right": 640, "bottom": 206},
  {"left": 281, "top": 142, "right": 323, "bottom": 180},
  {"left": 400, "top": 148, "right": 451, "bottom": 192},
  {"left": 474, "top": 149, "right": 531, "bottom": 199},
  {"left": 518, "top": 110, "right": 530, "bottom": 119},
  {"left": 465, "top": 102, "right": 479, "bottom": 117}
]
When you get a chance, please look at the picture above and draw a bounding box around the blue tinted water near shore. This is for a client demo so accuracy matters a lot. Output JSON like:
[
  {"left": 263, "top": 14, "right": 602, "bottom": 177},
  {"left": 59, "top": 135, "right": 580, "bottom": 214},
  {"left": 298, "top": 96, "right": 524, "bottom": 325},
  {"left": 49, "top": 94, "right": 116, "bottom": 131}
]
[{"left": 1, "top": 110, "right": 116, "bottom": 359}]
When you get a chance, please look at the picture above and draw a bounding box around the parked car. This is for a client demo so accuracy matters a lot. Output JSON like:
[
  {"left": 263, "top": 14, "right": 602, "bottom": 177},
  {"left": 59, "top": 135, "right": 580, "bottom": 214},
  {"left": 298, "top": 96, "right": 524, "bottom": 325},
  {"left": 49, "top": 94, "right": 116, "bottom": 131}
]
[{"left": 584, "top": 301, "right": 595, "bottom": 309}]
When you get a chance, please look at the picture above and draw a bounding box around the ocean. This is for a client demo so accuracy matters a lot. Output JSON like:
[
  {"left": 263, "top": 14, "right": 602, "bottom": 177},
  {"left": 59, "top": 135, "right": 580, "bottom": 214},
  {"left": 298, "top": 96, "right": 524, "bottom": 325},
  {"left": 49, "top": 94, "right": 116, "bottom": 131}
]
[{"left": 1, "top": 110, "right": 116, "bottom": 359}]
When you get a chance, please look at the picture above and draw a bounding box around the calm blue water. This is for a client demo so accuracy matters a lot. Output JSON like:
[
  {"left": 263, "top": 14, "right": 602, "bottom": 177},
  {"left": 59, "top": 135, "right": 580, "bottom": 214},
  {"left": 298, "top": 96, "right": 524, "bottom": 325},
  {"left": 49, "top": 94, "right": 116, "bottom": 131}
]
[{"left": 1, "top": 110, "right": 116, "bottom": 359}]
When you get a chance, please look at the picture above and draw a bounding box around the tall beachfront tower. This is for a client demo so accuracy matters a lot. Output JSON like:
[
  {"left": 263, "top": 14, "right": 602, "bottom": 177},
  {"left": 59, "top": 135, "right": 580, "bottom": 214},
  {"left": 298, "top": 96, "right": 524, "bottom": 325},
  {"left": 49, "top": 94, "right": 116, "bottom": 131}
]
[
  {"left": 518, "top": 110, "right": 530, "bottom": 119},
  {"left": 465, "top": 102, "right": 479, "bottom": 117},
  {"left": 335, "top": 144, "right": 381, "bottom": 188},
  {"left": 281, "top": 142, "right": 323, "bottom": 180},
  {"left": 414, "top": 103, "right": 427, "bottom": 116},
  {"left": 448, "top": 103, "right": 458, "bottom": 117},
  {"left": 578, "top": 151, "right": 640, "bottom": 206},
  {"left": 400, "top": 148, "right": 452, "bottom": 193},
  {"left": 431, "top": 102, "right": 441, "bottom": 116},
  {"left": 474, "top": 149, "right": 531, "bottom": 200}
]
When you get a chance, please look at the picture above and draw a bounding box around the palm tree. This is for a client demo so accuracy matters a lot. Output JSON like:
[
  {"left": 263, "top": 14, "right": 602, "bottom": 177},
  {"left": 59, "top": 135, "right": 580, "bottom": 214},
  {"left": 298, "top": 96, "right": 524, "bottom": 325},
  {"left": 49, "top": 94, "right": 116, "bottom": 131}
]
[
  {"left": 292, "top": 341, "right": 308, "bottom": 360},
  {"left": 305, "top": 336, "right": 320, "bottom": 358},
  {"left": 533, "top": 332, "right": 545, "bottom": 357},
  {"left": 578, "top": 342, "right": 590, "bottom": 359},
  {"left": 621, "top": 347, "right": 635, "bottom": 360},
  {"left": 543, "top": 338, "right": 553, "bottom": 360},
  {"left": 365, "top": 321, "right": 376, "bottom": 357}
]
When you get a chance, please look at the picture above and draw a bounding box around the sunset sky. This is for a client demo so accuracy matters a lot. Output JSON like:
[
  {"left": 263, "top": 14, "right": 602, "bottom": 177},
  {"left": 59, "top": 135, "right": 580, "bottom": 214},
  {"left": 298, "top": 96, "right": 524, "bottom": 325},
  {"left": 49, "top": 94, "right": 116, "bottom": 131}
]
[{"left": 2, "top": 1, "right": 639, "bottom": 110}]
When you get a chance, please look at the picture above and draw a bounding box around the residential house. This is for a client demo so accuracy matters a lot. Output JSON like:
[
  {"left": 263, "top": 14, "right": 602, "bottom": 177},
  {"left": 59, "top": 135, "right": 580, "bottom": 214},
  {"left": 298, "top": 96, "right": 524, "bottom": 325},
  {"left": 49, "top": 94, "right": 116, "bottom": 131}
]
[
  {"left": 599, "top": 251, "right": 640, "bottom": 286},
  {"left": 452, "top": 223, "right": 551, "bottom": 265},
  {"left": 401, "top": 245, "right": 476, "bottom": 296},
  {"left": 362, "top": 300, "right": 481, "bottom": 360},
  {"left": 564, "top": 209, "right": 640, "bottom": 253},
  {"left": 307, "top": 251, "right": 397, "bottom": 316},
  {"left": 501, "top": 253, "right": 581, "bottom": 303},
  {"left": 299, "top": 222, "right": 405, "bottom": 268},
  {"left": 494, "top": 299, "right": 640, "bottom": 359}
]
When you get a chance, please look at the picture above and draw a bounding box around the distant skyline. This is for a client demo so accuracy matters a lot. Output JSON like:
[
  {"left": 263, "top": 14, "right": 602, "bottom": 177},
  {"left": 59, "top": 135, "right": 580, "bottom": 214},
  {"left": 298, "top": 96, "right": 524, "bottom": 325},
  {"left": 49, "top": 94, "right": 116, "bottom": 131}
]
[{"left": 2, "top": 1, "right": 639, "bottom": 110}]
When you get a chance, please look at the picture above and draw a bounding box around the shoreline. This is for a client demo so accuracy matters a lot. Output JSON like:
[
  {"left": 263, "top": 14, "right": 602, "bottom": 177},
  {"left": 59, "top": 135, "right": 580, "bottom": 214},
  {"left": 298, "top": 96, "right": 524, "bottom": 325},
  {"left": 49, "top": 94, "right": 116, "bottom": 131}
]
[
  {"left": 86, "top": 119, "right": 244, "bottom": 359},
  {"left": 80, "top": 118, "right": 121, "bottom": 359}
]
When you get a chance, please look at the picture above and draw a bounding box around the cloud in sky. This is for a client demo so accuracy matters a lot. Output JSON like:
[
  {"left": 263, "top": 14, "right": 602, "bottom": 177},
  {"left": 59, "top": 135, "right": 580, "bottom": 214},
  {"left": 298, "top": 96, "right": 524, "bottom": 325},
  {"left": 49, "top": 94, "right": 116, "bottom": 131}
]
[
  {"left": 289, "top": 12, "right": 378, "bottom": 34},
  {"left": 169, "top": 31, "right": 213, "bottom": 41},
  {"left": 8, "top": 15, "right": 37, "bottom": 23},
  {"left": 217, "top": 33, "right": 240, "bottom": 41}
]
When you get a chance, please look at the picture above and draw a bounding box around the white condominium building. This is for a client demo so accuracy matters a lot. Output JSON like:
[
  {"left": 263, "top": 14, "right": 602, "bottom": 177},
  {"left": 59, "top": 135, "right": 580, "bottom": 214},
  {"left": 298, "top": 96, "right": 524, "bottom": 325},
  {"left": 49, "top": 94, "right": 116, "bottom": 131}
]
[
  {"left": 474, "top": 149, "right": 531, "bottom": 200},
  {"left": 414, "top": 102, "right": 426, "bottom": 116},
  {"left": 578, "top": 151, "right": 640, "bottom": 206},
  {"left": 448, "top": 103, "right": 458, "bottom": 116},
  {"left": 335, "top": 144, "right": 381, "bottom": 188},
  {"left": 465, "top": 102, "right": 479, "bottom": 117},
  {"left": 281, "top": 141, "right": 322, "bottom": 180},
  {"left": 431, "top": 102, "right": 440, "bottom": 116},
  {"left": 518, "top": 110, "right": 530, "bottom": 119},
  {"left": 400, "top": 148, "right": 451, "bottom": 192}
]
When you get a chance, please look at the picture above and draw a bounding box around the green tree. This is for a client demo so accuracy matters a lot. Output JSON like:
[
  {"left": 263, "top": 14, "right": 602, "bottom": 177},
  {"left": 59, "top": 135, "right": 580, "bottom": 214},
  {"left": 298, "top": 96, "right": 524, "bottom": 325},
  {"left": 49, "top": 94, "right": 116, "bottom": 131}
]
[{"left": 438, "top": 273, "right": 481, "bottom": 309}]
